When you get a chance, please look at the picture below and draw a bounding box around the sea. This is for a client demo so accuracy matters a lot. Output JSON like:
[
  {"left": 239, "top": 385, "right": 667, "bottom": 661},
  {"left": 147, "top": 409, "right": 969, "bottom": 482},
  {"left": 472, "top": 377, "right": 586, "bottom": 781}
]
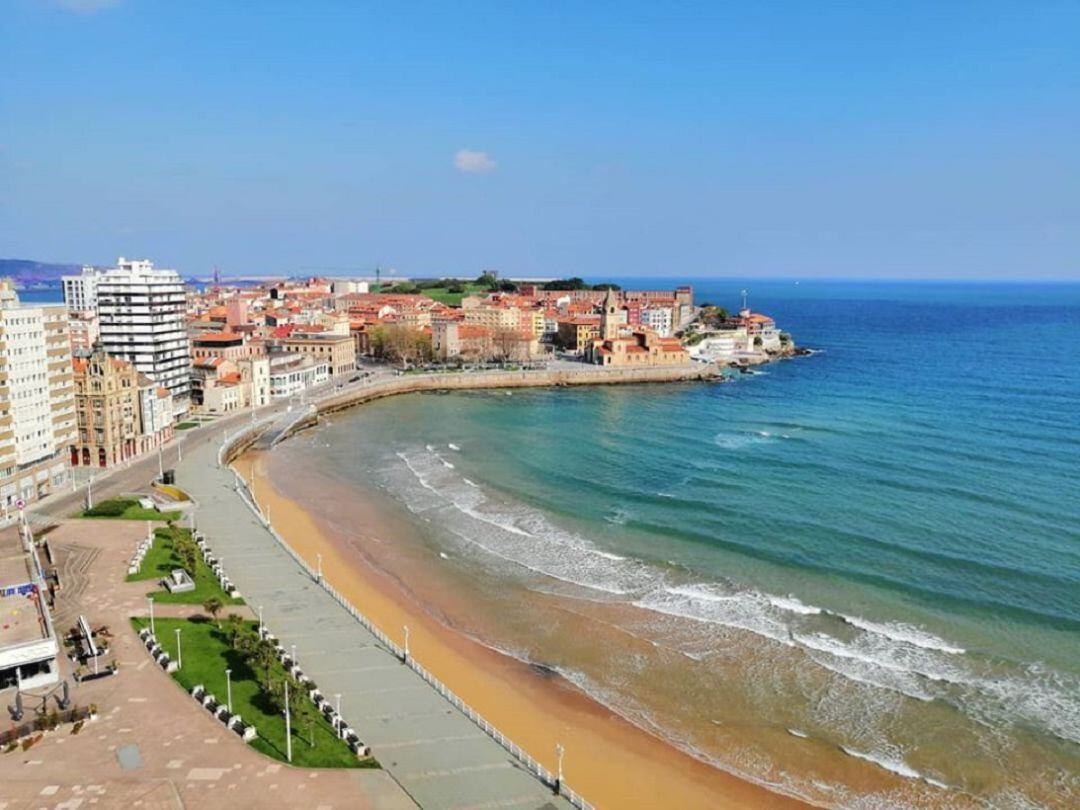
[{"left": 260, "top": 278, "right": 1080, "bottom": 806}]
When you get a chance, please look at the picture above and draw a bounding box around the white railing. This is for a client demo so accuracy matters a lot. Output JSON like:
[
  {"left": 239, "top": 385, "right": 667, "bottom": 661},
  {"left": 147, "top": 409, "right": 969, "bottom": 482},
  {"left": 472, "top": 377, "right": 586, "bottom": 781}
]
[{"left": 226, "top": 454, "right": 593, "bottom": 810}]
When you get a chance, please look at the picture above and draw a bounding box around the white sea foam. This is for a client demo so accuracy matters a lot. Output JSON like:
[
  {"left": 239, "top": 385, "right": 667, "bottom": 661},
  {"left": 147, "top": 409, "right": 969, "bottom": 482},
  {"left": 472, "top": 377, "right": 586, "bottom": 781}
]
[
  {"left": 787, "top": 728, "right": 809, "bottom": 738},
  {"left": 835, "top": 614, "right": 965, "bottom": 655},
  {"left": 636, "top": 584, "right": 795, "bottom": 647},
  {"left": 767, "top": 595, "right": 822, "bottom": 615},
  {"left": 840, "top": 746, "right": 924, "bottom": 781},
  {"left": 395, "top": 446, "right": 654, "bottom": 595},
  {"left": 448, "top": 443, "right": 461, "bottom": 451},
  {"left": 388, "top": 443, "right": 1080, "bottom": 750}
]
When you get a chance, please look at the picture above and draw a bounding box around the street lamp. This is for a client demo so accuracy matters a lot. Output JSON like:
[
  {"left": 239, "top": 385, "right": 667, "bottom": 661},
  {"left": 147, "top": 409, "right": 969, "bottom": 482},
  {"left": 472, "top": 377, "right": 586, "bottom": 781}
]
[
  {"left": 334, "top": 693, "right": 342, "bottom": 737},
  {"left": 284, "top": 678, "right": 293, "bottom": 763},
  {"left": 175, "top": 627, "right": 182, "bottom": 670},
  {"left": 316, "top": 553, "right": 322, "bottom": 582},
  {"left": 148, "top": 596, "right": 155, "bottom": 636},
  {"left": 555, "top": 743, "right": 565, "bottom": 795},
  {"left": 403, "top": 625, "right": 410, "bottom": 661},
  {"left": 225, "top": 668, "right": 233, "bottom": 713},
  {"left": 291, "top": 644, "right": 297, "bottom": 668},
  {"left": 157, "top": 443, "right": 164, "bottom": 482},
  {"left": 258, "top": 605, "right": 264, "bottom": 636}
]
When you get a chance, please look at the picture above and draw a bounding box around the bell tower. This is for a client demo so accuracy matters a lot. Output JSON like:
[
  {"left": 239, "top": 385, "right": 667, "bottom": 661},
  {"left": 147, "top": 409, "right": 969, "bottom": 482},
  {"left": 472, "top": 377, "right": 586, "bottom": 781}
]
[{"left": 601, "top": 286, "right": 619, "bottom": 340}]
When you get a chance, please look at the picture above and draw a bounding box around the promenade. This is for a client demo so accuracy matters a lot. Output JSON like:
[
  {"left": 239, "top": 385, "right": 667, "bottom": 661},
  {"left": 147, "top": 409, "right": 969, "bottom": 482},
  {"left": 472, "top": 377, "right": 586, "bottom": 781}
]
[{"left": 177, "top": 418, "right": 575, "bottom": 810}]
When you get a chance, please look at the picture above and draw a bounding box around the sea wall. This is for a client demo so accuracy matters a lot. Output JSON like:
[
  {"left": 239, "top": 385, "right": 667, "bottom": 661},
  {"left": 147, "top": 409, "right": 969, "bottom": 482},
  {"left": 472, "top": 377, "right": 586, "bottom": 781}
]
[{"left": 316, "top": 363, "right": 722, "bottom": 420}]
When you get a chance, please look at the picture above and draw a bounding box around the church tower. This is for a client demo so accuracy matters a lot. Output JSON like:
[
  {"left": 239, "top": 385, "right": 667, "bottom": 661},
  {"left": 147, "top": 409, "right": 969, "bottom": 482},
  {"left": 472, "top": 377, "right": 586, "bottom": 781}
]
[{"left": 601, "top": 286, "right": 619, "bottom": 340}]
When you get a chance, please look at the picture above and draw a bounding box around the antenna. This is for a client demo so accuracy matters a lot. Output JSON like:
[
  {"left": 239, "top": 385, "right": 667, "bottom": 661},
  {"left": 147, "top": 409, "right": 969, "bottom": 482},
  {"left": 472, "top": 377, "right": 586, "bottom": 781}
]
[
  {"left": 741, "top": 289, "right": 749, "bottom": 311},
  {"left": 375, "top": 266, "right": 382, "bottom": 288}
]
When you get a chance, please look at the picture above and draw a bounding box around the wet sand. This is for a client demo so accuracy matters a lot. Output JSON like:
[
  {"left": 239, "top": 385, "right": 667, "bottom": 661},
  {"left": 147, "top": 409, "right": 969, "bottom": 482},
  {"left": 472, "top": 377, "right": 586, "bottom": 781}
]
[{"left": 244, "top": 450, "right": 812, "bottom": 809}]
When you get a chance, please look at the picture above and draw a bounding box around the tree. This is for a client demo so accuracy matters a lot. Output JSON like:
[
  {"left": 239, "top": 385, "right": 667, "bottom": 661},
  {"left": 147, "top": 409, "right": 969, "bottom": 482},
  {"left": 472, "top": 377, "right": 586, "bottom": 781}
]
[
  {"left": 224, "top": 614, "right": 247, "bottom": 649},
  {"left": 203, "top": 596, "right": 223, "bottom": 626},
  {"left": 542, "top": 277, "right": 587, "bottom": 291},
  {"left": 271, "top": 676, "right": 317, "bottom": 747},
  {"left": 592, "top": 282, "right": 621, "bottom": 291},
  {"left": 476, "top": 271, "right": 499, "bottom": 289},
  {"left": 173, "top": 532, "right": 199, "bottom": 578},
  {"left": 491, "top": 327, "right": 521, "bottom": 362},
  {"left": 248, "top": 637, "right": 278, "bottom": 691}
]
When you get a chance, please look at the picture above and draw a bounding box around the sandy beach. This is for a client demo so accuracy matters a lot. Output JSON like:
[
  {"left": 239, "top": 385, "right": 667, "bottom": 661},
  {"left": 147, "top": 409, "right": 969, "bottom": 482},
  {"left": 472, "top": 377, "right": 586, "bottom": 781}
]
[{"left": 243, "top": 449, "right": 811, "bottom": 809}]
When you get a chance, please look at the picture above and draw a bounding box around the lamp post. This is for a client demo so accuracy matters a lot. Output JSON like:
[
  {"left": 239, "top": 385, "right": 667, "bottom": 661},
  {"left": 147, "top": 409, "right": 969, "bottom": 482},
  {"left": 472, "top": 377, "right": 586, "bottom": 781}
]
[
  {"left": 316, "top": 553, "right": 322, "bottom": 582},
  {"left": 86, "top": 475, "right": 93, "bottom": 510},
  {"left": 291, "top": 644, "right": 297, "bottom": 668},
  {"left": 334, "top": 693, "right": 342, "bottom": 737},
  {"left": 555, "top": 743, "right": 565, "bottom": 795},
  {"left": 225, "top": 668, "right": 233, "bottom": 713},
  {"left": 148, "top": 596, "right": 155, "bottom": 636},
  {"left": 403, "top": 625, "right": 410, "bottom": 661},
  {"left": 284, "top": 678, "right": 292, "bottom": 763},
  {"left": 258, "top": 605, "right": 264, "bottom": 636},
  {"left": 175, "top": 627, "right": 182, "bottom": 670},
  {"left": 157, "top": 443, "right": 164, "bottom": 482}
]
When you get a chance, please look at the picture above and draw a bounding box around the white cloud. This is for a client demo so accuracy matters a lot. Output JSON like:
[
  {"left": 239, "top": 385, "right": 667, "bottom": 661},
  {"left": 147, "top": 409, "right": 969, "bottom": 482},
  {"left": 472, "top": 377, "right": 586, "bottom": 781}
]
[{"left": 453, "top": 149, "right": 496, "bottom": 174}]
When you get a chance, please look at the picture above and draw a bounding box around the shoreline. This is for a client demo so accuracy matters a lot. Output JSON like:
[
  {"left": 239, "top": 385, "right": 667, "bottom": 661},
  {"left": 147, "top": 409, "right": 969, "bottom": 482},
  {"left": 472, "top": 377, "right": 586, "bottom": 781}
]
[{"left": 244, "top": 448, "right": 812, "bottom": 810}]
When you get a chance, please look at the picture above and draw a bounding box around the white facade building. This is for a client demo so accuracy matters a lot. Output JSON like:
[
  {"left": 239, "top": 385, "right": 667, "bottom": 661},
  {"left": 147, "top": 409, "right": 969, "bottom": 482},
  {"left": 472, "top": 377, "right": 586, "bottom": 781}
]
[
  {"left": 268, "top": 353, "right": 329, "bottom": 399},
  {"left": 61, "top": 266, "right": 104, "bottom": 312},
  {"left": 97, "top": 258, "right": 192, "bottom": 415},
  {"left": 0, "top": 282, "right": 76, "bottom": 513},
  {"left": 642, "top": 306, "right": 674, "bottom": 337}
]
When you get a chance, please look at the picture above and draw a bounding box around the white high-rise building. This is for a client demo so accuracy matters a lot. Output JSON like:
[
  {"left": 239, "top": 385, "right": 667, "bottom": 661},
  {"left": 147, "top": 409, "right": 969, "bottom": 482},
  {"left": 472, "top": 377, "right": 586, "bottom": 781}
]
[
  {"left": 97, "top": 258, "right": 191, "bottom": 414},
  {"left": 61, "top": 266, "right": 104, "bottom": 312},
  {"left": 0, "top": 280, "right": 76, "bottom": 514}
]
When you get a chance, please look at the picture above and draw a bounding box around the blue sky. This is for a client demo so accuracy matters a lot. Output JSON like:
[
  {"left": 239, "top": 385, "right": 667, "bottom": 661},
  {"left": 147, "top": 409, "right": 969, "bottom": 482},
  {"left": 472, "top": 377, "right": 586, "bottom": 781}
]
[{"left": 2, "top": 1, "right": 1078, "bottom": 280}]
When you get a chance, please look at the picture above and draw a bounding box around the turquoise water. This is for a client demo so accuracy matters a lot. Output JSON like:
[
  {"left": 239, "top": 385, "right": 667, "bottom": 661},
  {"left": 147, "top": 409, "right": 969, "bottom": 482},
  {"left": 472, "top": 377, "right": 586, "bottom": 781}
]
[{"left": 277, "top": 279, "right": 1080, "bottom": 806}]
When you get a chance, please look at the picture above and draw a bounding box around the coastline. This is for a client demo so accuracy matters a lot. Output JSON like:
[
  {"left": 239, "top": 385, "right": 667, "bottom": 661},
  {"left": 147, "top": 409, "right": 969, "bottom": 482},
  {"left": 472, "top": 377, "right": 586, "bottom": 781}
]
[{"left": 244, "top": 449, "right": 811, "bottom": 810}]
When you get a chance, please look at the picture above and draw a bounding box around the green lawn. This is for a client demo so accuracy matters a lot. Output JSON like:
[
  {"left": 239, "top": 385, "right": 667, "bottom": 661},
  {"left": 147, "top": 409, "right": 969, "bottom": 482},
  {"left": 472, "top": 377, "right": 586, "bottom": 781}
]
[
  {"left": 81, "top": 497, "right": 182, "bottom": 522},
  {"left": 382, "top": 282, "right": 489, "bottom": 307},
  {"left": 127, "top": 527, "right": 244, "bottom": 605},
  {"left": 131, "top": 617, "right": 374, "bottom": 768},
  {"left": 174, "top": 421, "right": 200, "bottom": 430}
]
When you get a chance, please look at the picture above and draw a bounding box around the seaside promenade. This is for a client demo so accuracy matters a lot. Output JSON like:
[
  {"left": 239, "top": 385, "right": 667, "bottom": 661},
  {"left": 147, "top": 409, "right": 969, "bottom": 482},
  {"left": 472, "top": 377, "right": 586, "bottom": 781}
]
[{"left": 177, "top": 418, "right": 576, "bottom": 810}]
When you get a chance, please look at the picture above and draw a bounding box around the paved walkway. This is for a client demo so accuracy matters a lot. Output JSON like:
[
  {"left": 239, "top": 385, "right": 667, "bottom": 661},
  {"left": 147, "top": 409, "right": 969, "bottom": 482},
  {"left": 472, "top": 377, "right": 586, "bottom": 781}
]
[
  {"left": 177, "top": 423, "right": 570, "bottom": 810},
  {"left": 0, "top": 519, "right": 413, "bottom": 810}
]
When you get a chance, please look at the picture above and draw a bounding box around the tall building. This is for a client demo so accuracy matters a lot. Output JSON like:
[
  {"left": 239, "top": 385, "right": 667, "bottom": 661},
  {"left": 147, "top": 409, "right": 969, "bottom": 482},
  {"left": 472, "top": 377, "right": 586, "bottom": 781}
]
[
  {"left": 96, "top": 258, "right": 191, "bottom": 414},
  {"left": 0, "top": 281, "right": 76, "bottom": 514},
  {"left": 61, "top": 266, "right": 104, "bottom": 313}
]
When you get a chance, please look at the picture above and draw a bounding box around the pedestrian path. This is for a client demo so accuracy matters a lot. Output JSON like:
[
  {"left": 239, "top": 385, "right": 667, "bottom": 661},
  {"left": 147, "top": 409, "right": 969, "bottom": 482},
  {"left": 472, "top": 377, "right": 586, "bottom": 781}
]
[{"left": 177, "top": 431, "right": 571, "bottom": 810}]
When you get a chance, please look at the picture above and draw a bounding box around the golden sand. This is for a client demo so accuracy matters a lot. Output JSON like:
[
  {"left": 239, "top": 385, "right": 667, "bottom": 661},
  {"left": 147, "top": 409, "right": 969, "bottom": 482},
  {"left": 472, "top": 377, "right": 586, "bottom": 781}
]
[{"left": 245, "top": 452, "right": 808, "bottom": 809}]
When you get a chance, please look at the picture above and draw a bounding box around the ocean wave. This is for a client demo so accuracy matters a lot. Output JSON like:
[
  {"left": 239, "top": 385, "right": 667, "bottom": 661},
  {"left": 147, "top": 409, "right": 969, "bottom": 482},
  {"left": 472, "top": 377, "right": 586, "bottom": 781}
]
[
  {"left": 839, "top": 746, "right": 946, "bottom": 788},
  {"left": 767, "top": 595, "right": 822, "bottom": 615},
  {"left": 395, "top": 446, "right": 654, "bottom": 595},
  {"left": 713, "top": 431, "right": 775, "bottom": 450},
  {"left": 390, "top": 444, "right": 1080, "bottom": 748},
  {"left": 834, "top": 613, "right": 965, "bottom": 655}
]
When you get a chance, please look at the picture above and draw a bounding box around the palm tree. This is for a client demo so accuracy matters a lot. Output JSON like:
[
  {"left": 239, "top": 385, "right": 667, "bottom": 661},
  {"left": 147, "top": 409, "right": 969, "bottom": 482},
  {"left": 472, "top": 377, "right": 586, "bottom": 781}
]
[
  {"left": 203, "top": 596, "right": 223, "bottom": 626},
  {"left": 251, "top": 637, "right": 278, "bottom": 691},
  {"left": 224, "top": 614, "right": 246, "bottom": 648}
]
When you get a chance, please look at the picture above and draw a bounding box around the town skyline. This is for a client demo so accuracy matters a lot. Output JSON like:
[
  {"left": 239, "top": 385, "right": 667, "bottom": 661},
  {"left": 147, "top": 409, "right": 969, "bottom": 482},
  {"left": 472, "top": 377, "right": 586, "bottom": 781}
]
[{"left": 4, "top": 2, "right": 1079, "bottom": 281}]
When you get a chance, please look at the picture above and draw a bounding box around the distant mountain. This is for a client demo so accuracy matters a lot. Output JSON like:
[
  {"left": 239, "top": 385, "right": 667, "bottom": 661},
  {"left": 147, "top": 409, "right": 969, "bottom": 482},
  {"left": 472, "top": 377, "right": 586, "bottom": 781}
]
[{"left": 0, "top": 258, "right": 82, "bottom": 285}]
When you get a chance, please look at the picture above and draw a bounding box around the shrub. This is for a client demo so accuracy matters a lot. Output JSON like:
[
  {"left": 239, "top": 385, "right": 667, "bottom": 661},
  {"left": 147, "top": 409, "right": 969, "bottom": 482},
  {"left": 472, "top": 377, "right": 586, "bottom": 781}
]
[{"left": 84, "top": 499, "right": 132, "bottom": 517}]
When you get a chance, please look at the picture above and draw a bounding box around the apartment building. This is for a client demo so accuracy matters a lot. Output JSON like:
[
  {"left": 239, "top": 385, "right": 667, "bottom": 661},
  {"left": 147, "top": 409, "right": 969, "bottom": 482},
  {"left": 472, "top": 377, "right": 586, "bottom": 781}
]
[
  {"left": 61, "top": 266, "right": 104, "bottom": 313},
  {"left": 96, "top": 258, "right": 191, "bottom": 414},
  {"left": 279, "top": 332, "right": 355, "bottom": 377},
  {"left": 0, "top": 282, "right": 76, "bottom": 513}
]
